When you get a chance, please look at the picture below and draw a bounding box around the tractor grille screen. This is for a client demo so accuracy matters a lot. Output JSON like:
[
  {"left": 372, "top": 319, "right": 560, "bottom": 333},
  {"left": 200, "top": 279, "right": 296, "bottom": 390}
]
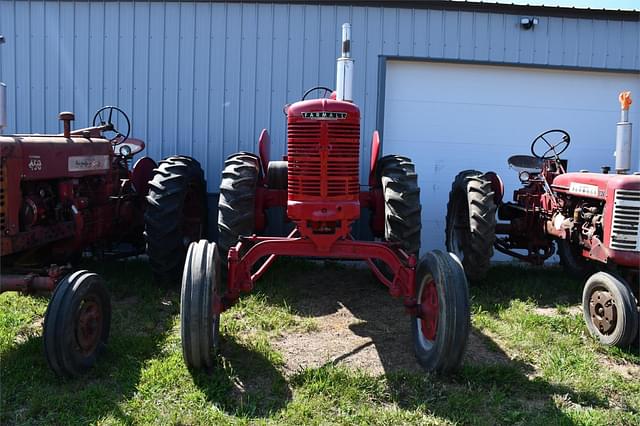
[
  {"left": 610, "top": 189, "right": 640, "bottom": 252},
  {"left": 288, "top": 120, "right": 360, "bottom": 199}
]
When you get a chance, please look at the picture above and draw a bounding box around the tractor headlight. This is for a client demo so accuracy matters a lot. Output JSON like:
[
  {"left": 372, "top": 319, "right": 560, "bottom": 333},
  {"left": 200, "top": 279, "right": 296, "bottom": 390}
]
[
  {"left": 119, "top": 144, "right": 132, "bottom": 157},
  {"left": 519, "top": 171, "right": 530, "bottom": 182}
]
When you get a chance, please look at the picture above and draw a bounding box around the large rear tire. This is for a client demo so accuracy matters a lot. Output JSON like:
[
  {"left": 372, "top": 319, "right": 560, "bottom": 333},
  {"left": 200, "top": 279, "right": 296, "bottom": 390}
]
[
  {"left": 217, "top": 153, "right": 260, "bottom": 259},
  {"left": 445, "top": 170, "right": 497, "bottom": 281},
  {"left": 582, "top": 272, "right": 639, "bottom": 348},
  {"left": 180, "top": 240, "right": 222, "bottom": 370},
  {"left": 145, "top": 156, "right": 207, "bottom": 286},
  {"left": 411, "top": 250, "right": 470, "bottom": 373},
  {"left": 379, "top": 155, "right": 421, "bottom": 256},
  {"left": 44, "top": 271, "right": 111, "bottom": 377}
]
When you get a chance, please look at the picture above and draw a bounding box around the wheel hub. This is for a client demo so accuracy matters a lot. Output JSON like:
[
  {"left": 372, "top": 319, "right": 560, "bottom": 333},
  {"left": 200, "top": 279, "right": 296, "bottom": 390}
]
[
  {"left": 419, "top": 278, "right": 439, "bottom": 341},
  {"left": 75, "top": 298, "right": 103, "bottom": 355},
  {"left": 589, "top": 289, "right": 617, "bottom": 335}
]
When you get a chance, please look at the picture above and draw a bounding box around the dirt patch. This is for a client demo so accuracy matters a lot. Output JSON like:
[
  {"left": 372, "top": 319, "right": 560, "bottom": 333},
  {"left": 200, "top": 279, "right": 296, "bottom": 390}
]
[
  {"left": 600, "top": 356, "right": 640, "bottom": 381},
  {"left": 13, "top": 317, "right": 43, "bottom": 345},
  {"left": 271, "top": 264, "right": 511, "bottom": 376},
  {"left": 534, "top": 306, "right": 582, "bottom": 317}
]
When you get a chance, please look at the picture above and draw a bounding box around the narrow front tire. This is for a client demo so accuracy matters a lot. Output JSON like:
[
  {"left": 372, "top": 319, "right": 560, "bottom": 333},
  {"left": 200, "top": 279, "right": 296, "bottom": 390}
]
[
  {"left": 44, "top": 271, "right": 111, "bottom": 377},
  {"left": 411, "top": 250, "right": 470, "bottom": 373},
  {"left": 582, "top": 272, "right": 638, "bottom": 348},
  {"left": 180, "top": 240, "right": 222, "bottom": 370}
]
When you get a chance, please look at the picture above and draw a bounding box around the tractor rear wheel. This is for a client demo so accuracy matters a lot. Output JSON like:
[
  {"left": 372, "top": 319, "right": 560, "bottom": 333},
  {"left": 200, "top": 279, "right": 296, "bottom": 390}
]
[
  {"left": 145, "top": 156, "right": 207, "bottom": 286},
  {"left": 44, "top": 270, "right": 111, "bottom": 377},
  {"left": 445, "top": 170, "right": 497, "bottom": 281},
  {"left": 180, "top": 240, "right": 222, "bottom": 370},
  {"left": 218, "top": 153, "right": 260, "bottom": 260},
  {"left": 582, "top": 272, "right": 639, "bottom": 348},
  {"left": 411, "top": 250, "right": 470, "bottom": 373},
  {"left": 379, "top": 155, "right": 421, "bottom": 256},
  {"left": 557, "top": 238, "right": 595, "bottom": 279}
]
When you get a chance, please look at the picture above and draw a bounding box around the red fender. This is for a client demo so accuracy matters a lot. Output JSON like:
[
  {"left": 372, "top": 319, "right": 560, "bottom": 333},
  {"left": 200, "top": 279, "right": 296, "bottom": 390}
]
[
  {"left": 483, "top": 171, "right": 504, "bottom": 204},
  {"left": 258, "top": 129, "right": 270, "bottom": 175},
  {"left": 368, "top": 130, "right": 381, "bottom": 187},
  {"left": 131, "top": 156, "right": 158, "bottom": 196}
]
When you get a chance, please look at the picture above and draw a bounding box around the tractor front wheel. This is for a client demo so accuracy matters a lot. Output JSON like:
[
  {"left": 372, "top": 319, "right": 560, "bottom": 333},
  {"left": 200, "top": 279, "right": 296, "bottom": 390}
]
[
  {"left": 180, "top": 240, "right": 222, "bottom": 370},
  {"left": 582, "top": 272, "right": 639, "bottom": 348},
  {"left": 43, "top": 271, "right": 111, "bottom": 377},
  {"left": 145, "top": 156, "right": 207, "bottom": 286},
  {"left": 445, "top": 170, "right": 497, "bottom": 281},
  {"left": 411, "top": 250, "right": 470, "bottom": 373}
]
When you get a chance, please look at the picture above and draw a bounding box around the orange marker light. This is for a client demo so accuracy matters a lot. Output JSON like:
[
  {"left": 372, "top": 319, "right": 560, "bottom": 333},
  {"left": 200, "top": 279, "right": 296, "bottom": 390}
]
[{"left": 619, "top": 91, "right": 632, "bottom": 110}]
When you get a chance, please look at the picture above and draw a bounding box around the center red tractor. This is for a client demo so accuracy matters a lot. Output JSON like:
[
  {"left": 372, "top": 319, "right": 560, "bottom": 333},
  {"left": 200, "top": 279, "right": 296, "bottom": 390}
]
[
  {"left": 180, "top": 24, "right": 470, "bottom": 374},
  {"left": 446, "top": 93, "right": 639, "bottom": 349},
  {"left": 0, "top": 104, "right": 207, "bottom": 376}
]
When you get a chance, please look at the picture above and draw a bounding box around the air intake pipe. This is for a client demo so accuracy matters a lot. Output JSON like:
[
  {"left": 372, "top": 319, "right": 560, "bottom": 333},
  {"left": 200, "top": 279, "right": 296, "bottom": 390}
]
[
  {"left": 336, "top": 23, "right": 353, "bottom": 102},
  {"left": 615, "top": 91, "right": 633, "bottom": 174}
]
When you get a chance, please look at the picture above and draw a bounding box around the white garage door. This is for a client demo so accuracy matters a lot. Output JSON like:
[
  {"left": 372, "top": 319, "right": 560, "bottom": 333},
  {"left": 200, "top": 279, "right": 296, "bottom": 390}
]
[{"left": 382, "top": 60, "right": 640, "bottom": 254}]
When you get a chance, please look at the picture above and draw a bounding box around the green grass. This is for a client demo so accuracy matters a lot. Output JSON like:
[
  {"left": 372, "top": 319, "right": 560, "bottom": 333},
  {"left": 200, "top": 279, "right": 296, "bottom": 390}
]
[{"left": 1, "top": 259, "right": 638, "bottom": 425}]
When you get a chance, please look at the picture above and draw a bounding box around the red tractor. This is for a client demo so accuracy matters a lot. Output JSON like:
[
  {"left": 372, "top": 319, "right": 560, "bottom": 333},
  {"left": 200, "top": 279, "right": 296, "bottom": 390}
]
[
  {"left": 446, "top": 92, "right": 639, "bottom": 349},
  {"left": 179, "top": 24, "right": 470, "bottom": 374},
  {"left": 0, "top": 105, "right": 207, "bottom": 376}
]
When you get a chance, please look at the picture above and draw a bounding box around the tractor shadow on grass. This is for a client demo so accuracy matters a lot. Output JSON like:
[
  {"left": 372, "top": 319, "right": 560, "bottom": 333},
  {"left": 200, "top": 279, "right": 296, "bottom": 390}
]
[
  {"left": 189, "top": 335, "right": 292, "bottom": 417},
  {"left": 256, "top": 259, "right": 612, "bottom": 424},
  {"left": 383, "top": 330, "right": 610, "bottom": 425},
  {"left": 0, "top": 259, "right": 176, "bottom": 425}
]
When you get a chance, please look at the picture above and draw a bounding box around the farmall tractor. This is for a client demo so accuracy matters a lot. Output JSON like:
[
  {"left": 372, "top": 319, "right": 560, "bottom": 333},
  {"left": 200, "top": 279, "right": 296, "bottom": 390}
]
[
  {"left": 180, "top": 24, "right": 470, "bottom": 374},
  {"left": 0, "top": 99, "right": 207, "bottom": 375},
  {"left": 446, "top": 92, "right": 639, "bottom": 348}
]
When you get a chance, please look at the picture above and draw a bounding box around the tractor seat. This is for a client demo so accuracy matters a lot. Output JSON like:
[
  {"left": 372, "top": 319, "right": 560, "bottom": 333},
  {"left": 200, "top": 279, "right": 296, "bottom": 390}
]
[{"left": 508, "top": 155, "right": 542, "bottom": 173}]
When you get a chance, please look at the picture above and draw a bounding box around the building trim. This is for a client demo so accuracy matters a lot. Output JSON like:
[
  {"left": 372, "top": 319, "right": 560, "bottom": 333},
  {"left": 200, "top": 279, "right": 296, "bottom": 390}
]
[
  {"left": 375, "top": 54, "right": 640, "bottom": 142},
  {"left": 47, "top": 1, "right": 640, "bottom": 21}
]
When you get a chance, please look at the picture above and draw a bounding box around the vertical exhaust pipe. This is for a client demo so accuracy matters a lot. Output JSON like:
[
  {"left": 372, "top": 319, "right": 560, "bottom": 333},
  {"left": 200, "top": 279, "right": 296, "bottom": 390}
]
[
  {"left": 615, "top": 91, "right": 633, "bottom": 174},
  {"left": 0, "top": 83, "right": 6, "bottom": 134},
  {"left": 0, "top": 35, "right": 6, "bottom": 133},
  {"left": 336, "top": 23, "right": 353, "bottom": 102}
]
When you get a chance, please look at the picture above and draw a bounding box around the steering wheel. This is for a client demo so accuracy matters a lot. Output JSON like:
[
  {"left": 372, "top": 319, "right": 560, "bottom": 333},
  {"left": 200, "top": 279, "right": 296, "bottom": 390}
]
[
  {"left": 92, "top": 106, "right": 131, "bottom": 145},
  {"left": 530, "top": 129, "right": 570, "bottom": 160},
  {"left": 302, "top": 86, "right": 333, "bottom": 101}
]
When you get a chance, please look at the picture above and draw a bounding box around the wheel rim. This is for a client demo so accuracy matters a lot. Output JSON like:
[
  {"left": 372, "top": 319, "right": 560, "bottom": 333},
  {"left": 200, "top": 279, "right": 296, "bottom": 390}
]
[
  {"left": 589, "top": 289, "right": 617, "bottom": 335},
  {"left": 448, "top": 195, "right": 469, "bottom": 259},
  {"left": 75, "top": 296, "right": 103, "bottom": 356},
  {"left": 416, "top": 277, "right": 439, "bottom": 348}
]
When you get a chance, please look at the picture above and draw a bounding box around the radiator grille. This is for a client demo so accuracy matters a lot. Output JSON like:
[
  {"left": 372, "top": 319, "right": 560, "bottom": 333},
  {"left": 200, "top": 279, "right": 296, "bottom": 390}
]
[
  {"left": 610, "top": 189, "right": 640, "bottom": 252},
  {"left": 288, "top": 120, "right": 360, "bottom": 198}
]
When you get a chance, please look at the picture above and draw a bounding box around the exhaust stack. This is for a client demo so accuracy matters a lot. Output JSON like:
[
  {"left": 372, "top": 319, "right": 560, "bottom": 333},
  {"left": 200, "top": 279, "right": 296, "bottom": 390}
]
[
  {"left": 336, "top": 23, "right": 353, "bottom": 102},
  {"left": 615, "top": 91, "right": 633, "bottom": 174},
  {"left": 0, "top": 83, "right": 6, "bottom": 133},
  {"left": 0, "top": 35, "right": 6, "bottom": 133}
]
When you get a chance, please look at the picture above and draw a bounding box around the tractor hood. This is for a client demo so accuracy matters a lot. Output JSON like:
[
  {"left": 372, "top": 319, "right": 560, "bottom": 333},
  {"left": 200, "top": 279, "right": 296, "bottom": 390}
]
[
  {"left": 552, "top": 172, "right": 640, "bottom": 200},
  {"left": 287, "top": 97, "right": 360, "bottom": 119},
  {"left": 0, "top": 134, "right": 113, "bottom": 180},
  {"left": 0, "top": 134, "right": 111, "bottom": 144}
]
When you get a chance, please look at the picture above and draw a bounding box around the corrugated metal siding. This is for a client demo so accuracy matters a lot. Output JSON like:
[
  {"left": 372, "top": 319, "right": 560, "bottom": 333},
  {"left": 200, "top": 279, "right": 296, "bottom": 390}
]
[{"left": 0, "top": 1, "right": 638, "bottom": 189}]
